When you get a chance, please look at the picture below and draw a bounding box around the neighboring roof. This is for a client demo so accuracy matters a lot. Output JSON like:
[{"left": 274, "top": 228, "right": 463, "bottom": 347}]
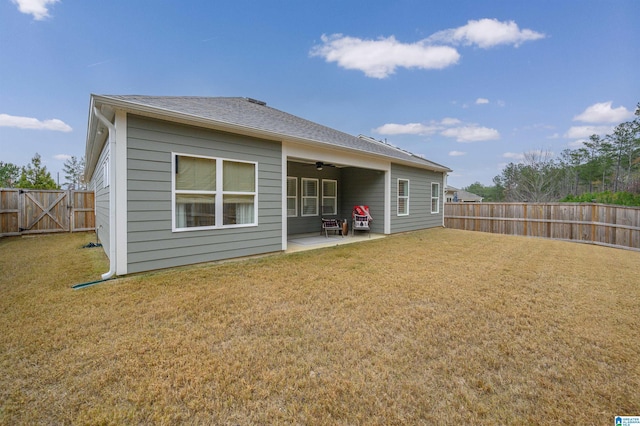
[
  {"left": 88, "top": 95, "right": 451, "bottom": 174},
  {"left": 446, "top": 186, "right": 483, "bottom": 202}
]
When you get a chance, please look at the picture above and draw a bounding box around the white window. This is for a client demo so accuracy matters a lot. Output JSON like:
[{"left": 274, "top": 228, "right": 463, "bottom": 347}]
[
  {"left": 322, "top": 179, "right": 337, "bottom": 215},
  {"left": 103, "top": 155, "right": 109, "bottom": 188},
  {"left": 397, "top": 179, "right": 409, "bottom": 216},
  {"left": 173, "top": 153, "right": 257, "bottom": 231},
  {"left": 431, "top": 182, "right": 440, "bottom": 214},
  {"left": 223, "top": 160, "right": 256, "bottom": 226},
  {"left": 301, "top": 178, "right": 318, "bottom": 217},
  {"left": 287, "top": 177, "right": 297, "bottom": 217}
]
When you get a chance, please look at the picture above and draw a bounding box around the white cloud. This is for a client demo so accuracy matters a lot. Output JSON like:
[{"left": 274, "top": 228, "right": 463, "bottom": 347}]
[
  {"left": 449, "top": 151, "right": 467, "bottom": 156},
  {"left": 0, "top": 113, "right": 72, "bottom": 132},
  {"left": 311, "top": 19, "right": 545, "bottom": 78},
  {"left": 54, "top": 154, "right": 72, "bottom": 161},
  {"left": 310, "top": 34, "right": 460, "bottom": 78},
  {"left": 11, "top": 0, "right": 59, "bottom": 20},
  {"left": 564, "top": 125, "right": 614, "bottom": 139},
  {"left": 441, "top": 125, "right": 500, "bottom": 142},
  {"left": 374, "top": 117, "right": 460, "bottom": 135},
  {"left": 440, "top": 117, "right": 462, "bottom": 126},
  {"left": 573, "top": 101, "right": 634, "bottom": 123},
  {"left": 476, "top": 98, "right": 489, "bottom": 104},
  {"left": 427, "top": 18, "right": 546, "bottom": 48},
  {"left": 374, "top": 122, "right": 440, "bottom": 136},
  {"left": 375, "top": 117, "right": 499, "bottom": 142}
]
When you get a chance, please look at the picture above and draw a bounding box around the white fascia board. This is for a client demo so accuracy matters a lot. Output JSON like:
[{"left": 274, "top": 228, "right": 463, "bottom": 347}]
[
  {"left": 284, "top": 140, "right": 391, "bottom": 172},
  {"left": 86, "top": 98, "right": 113, "bottom": 182},
  {"left": 85, "top": 96, "right": 98, "bottom": 180},
  {"left": 285, "top": 139, "right": 447, "bottom": 173},
  {"left": 114, "top": 110, "right": 128, "bottom": 275},
  {"left": 85, "top": 97, "right": 104, "bottom": 182}
]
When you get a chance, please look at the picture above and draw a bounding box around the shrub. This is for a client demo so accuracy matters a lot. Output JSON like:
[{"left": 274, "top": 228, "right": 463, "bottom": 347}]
[{"left": 561, "top": 191, "right": 640, "bottom": 206}]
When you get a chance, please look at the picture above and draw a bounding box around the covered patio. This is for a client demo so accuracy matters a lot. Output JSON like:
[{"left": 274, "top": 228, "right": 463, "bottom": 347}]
[{"left": 285, "top": 158, "right": 387, "bottom": 237}]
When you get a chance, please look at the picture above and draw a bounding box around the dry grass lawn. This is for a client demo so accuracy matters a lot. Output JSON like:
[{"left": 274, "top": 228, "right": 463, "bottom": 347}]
[{"left": 1, "top": 229, "right": 639, "bottom": 425}]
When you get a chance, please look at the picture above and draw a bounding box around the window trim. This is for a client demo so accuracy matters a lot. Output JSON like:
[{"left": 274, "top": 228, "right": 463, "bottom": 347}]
[
  {"left": 103, "top": 155, "right": 109, "bottom": 188},
  {"left": 397, "top": 178, "right": 409, "bottom": 216},
  {"left": 431, "top": 182, "right": 440, "bottom": 214},
  {"left": 172, "top": 152, "right": 258, "bottom": 232},
  {"left": 322, "top": 179, "right": 338, "bottom": 216},
  {"left": 301, "top": 177, "right": 319, "bottom": 217},
  {"left": 287, "top": 177, "right": 298, "bottom": 217}
]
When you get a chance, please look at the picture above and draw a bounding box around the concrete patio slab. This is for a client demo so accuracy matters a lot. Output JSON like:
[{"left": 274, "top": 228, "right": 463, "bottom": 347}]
[{"left": 286, "top": 232, "right": 385, "bottom": 253}]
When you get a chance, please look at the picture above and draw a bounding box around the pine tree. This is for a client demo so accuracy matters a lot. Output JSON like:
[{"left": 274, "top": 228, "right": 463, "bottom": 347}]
[
  {"left": 0, "top": 161, "right": 21, "bottom": 188},
  {"left": 16, "top": 153, "right": 59, "bottom": 190},
  {"left": 62, "top": 156, "right": 86, "bottom": 189}
]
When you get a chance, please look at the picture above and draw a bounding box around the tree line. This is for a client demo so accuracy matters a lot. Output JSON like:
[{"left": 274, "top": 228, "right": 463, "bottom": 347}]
[
  {"left": 463, "top": 103, "right": 640, "bottom": 205},
  {"left": 0, "top": 154, "right": 85, "bottom": 190}
]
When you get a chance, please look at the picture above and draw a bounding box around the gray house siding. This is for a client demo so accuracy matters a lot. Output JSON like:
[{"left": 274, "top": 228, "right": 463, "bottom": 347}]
[
  {"left": 340, "top": 167, "right": 385, "bottom": 234},
  {"left": 390, "top": 163, "right": 444, "bottom": 233},
  {"left": 126, "top": 115, "right": 282, "bottom": 274},
  {"left": 92, "top": 143, "right": 110, "bottom": 257}
]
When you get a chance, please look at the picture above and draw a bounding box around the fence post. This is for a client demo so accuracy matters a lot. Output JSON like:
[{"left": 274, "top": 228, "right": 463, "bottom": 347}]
[
  {"left": 19, "top": 189, "right": 24, "bottom": 232},
  {"left": 68, "top": 189, "right": 72, "bottom": 233},
  {"left": 591, "top": 204, "right": 596, "bottom": 245}
]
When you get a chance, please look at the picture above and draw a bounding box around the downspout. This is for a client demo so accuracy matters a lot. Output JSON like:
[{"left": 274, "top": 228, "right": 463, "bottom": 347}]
[{"left": 93, "top": 106, "right": 117, "bottom": 279}]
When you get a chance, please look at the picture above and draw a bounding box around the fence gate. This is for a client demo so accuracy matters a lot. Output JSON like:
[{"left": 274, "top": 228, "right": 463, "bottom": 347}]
[
  {"left": 0, "top": 189, "right": 95, "bottom": 236},
  {"left": 20, "top": 189, "right": 69, "bottom": 234}
]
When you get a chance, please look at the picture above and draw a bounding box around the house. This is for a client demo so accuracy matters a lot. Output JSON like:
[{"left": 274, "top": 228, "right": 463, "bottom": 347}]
[
  {"left": 85, "top": 95, "right": 452, "bottom": 276},
  {"left": 445, "top": 186, "right": 483, "bottom": 203}
]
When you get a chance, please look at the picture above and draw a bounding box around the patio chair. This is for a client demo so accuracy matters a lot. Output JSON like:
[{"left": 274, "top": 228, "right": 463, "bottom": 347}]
[
  {"left": 321, "top": 218, "right": 342, "bottom": 238},
  {"left": 352, "top": 205, "right": 372, "bottom": 238}
]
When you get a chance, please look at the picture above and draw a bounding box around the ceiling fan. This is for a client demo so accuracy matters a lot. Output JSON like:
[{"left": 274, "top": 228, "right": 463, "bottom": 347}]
[{"left": 314, "top": 161, "right": 335, "bottom": 171}]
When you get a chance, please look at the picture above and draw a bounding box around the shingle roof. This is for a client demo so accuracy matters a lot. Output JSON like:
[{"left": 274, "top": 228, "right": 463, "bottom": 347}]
[
  {"left": 97, "top": 95, "right": 451, "bottom": 172},
  {"left": 446, "top": 186, "right": 483, "bottom": 202}
]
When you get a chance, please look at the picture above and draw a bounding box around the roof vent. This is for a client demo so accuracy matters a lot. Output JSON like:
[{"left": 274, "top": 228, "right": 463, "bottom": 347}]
[
  {"left": 245, "top": 97, "right": 267, "bottom": 106},
  {"left": 359, "top": 134, "right": 390, "bottom": 145}
]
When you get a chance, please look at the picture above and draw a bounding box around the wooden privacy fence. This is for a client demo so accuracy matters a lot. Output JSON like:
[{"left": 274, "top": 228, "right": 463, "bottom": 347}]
[
  {"left": 444, "top": 202, "right": 640, "bottom": 251},
  {"left": 0, "top": 189, "right": 94, "bottom": 237}
]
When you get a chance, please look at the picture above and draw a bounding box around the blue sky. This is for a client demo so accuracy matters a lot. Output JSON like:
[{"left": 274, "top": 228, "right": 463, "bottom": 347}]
[{"left": 1, "top": 0, "right": 638, "bottom": 188}]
